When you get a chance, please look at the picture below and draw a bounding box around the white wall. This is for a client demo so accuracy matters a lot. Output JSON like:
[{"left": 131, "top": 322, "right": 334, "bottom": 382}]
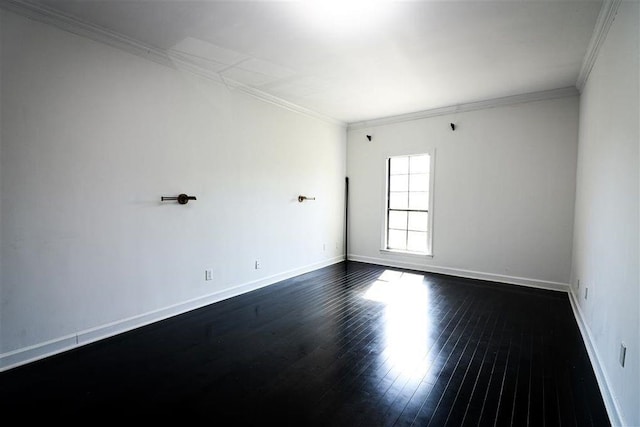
[
  {"left": 0, "top": 11, "right": 346, "bottom": 368},
  {"left": 570, "top": 2, "right": 639, "bottom": 425},
  {"left": 347, "top": 96, "right": 579, "bottom": 289}
]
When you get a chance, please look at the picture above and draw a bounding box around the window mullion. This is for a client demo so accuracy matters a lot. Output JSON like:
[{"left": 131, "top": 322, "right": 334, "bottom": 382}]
[
  {"left": 406, "top": 157, "right": 411, "bottom": 250},
  {"left": 386, "top": 158, "right": 391, "bottom": 249}
]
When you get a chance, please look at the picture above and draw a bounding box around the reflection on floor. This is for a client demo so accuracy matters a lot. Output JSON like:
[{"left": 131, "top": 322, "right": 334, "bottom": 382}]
[{"left": 0, "top": 261, "right": 610, "bottom": 425}]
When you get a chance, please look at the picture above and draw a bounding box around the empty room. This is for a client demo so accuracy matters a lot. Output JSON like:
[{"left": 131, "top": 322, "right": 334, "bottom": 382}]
[{"left": 0, "top": 0, "right": 638, "bottom": 425}]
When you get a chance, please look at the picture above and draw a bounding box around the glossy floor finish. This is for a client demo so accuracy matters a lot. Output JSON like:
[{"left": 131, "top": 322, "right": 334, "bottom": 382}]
[{"left": 1, "top": 261, "right": 609, "bottom": 425}]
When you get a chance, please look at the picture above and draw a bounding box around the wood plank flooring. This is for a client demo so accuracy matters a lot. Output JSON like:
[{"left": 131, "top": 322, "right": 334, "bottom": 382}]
[{"left": 0, "top": 261, "right": 610, "bottom": 425}]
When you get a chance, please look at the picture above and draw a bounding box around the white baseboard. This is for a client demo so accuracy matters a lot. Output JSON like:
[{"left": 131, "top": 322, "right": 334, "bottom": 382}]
[
  {"left": 568, "top": 290, "right": 625, "bottom": 427},
  {"left": 0, "top": 255, "right": 345, "bottom": 372},
  {"left": 347, "top": 254, "right": 569, "bottom": 292}
]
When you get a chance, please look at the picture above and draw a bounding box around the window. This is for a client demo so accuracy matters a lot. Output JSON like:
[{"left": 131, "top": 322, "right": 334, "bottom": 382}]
[{"left": 384, "top": 152, "right": 433, "bottom": 255}]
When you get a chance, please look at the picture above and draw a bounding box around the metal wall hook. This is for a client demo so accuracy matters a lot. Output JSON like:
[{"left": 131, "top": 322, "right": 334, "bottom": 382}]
[
  {"left": 298, "top": 195, "right": 316, "bottom": 202},
  {"left": 161, "top": 194, "right": 197, "bottom": 204}
]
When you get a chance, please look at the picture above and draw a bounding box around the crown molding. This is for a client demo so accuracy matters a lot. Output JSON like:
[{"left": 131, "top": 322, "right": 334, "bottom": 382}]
[
  {"left": 0, "top": 0, "right": 173, "bottom": 66},
  {"left": 347, "top": 86, "right": 579, "bottom": 130},
  {"left": 0, "top": 0, "right": 346, "bottom": 128},
  {"left": 231, "top": 84, "right": 346, "bottom": 127},
  {"left": 576, "top": 0, "right": 622, "bottom": 92}
]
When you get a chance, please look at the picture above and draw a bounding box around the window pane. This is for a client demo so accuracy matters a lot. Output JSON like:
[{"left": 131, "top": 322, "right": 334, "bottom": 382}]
[
  {"left": 389, "top": 174, "right": 408, "bottom": 192},
  {"left": 389, "top": 156, "right": 409, "bottom": 175},
  {"left": 388, "top": 229, "right": 407, "bottom": 250},
  {"left": 409, "top": 173, "right": 429, "bottom": 191},
  {"left": 409, "top": 192, "right": 429, "bottom": 210},
  {"left": 386, "top": 153, "right": 433, "bottom": 255},
  {"left": 407, "top": 231, "right": 428, "bottom": 253},
  {"left": 410, "top": 155, "right": 430, "bottom": 174},
  {"left": 408, "top": 211, "right": 428, "bottom": 232},
  {"left": 388, "top": 210, "right": 408, "bottom": 230},
  {"left": 389, "top": 192, "right": 408, "bottom": 209}
]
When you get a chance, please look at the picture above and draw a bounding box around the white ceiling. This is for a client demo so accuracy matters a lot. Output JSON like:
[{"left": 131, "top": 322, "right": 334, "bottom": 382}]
[{"left": 34, "top": 0, "right": 602, "bottom": 123}]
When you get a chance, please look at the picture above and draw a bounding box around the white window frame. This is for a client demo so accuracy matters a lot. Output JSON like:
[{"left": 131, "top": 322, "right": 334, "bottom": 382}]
[{"left": 380, "top": 149, "right": 435, "bottom": 257}]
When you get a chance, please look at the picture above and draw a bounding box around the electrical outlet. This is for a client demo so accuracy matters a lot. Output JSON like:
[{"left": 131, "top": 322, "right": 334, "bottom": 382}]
[
  {"left": 620, "top": 343, "right": 627, "bottom": 367},
  {"left": 205, "top": 269, "right": 213, "bottom": 281},
  {"left": 255, "top": 260, "right": 261, "bottom": 270},
  {"left": 584, "top": 287, "right": 588, "bottom": 300}
]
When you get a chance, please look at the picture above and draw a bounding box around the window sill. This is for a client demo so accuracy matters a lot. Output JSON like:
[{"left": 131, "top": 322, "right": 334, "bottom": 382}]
[{"left": 380, "top": 249, "right": 433, "bottom": 259}]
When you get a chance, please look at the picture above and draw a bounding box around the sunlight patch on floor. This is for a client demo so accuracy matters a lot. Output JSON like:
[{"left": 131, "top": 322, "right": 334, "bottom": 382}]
[{"left": 363, "top": 270, "right": 435, "bottom": 381}]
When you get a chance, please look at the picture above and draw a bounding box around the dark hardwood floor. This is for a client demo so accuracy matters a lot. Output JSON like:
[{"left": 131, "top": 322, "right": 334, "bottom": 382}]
[{"left": 0, "top": 261, "right": 609, "bottom": 425}]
